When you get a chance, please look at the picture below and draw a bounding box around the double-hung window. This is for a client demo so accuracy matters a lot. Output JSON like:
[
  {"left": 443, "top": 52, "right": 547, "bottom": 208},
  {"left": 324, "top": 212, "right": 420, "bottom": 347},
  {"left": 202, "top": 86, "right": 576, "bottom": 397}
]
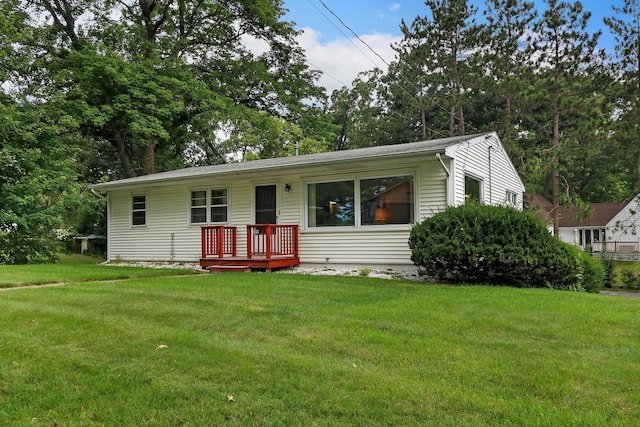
[
  {"left": 306, "top": 174, "right": 414, "bottom": 228},
  {"left": 132, "top": 195, "right": 146, "bottom": 226},
  {"left": 191, "top": 189, "right": 228, "bottom": 224}
]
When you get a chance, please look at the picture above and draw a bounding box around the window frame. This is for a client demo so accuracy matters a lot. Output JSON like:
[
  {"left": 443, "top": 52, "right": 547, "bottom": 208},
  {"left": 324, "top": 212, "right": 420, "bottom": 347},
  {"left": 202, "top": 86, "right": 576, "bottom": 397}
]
[
  {"left": 306, "top": 179, "right": 356, "bottom": 229},
  {"left": 131, "top": 194, "right": 147, "bottom": 227},
  {"left": 359, "top": 175, "right": 415, "bottom": 227},
  {"left": 464, "top": 174, "right": 483, "bottom": 203},
  {"left": 304, "top": 170, "right": 416, "bottom": 231},
  {"left": 505, "top": 190, "right": 518, "bottom": 207},
  {"left": 189, "top": 187, "right": 229, "bottom": 225},
  {"left": 210, "top": 188, "right": 229, "bottom": 223}
]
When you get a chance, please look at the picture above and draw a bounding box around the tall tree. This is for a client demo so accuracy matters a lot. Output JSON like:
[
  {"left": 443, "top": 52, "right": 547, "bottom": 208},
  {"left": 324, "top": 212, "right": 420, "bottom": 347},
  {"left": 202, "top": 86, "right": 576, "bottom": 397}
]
[
  {"left": 392, "top": 0, "right": 481, "bottom": 137},
  {"left": 329, "top": 69, "right": 390, "bottom": 150},
  {"left": 474, "top": 0, "right": 537, "bottom": 156},
  {"left": 11, "top": 0, "right": 324, "bottom": 178},
  {"left": 605, "top": 0, "right": 640, "bottom": 187},
  {"left": 0, "top": 99, "right": 80, "bottom": 264},
  {"left": 527, "top": 0, "right": 603, "bottom": 235}
]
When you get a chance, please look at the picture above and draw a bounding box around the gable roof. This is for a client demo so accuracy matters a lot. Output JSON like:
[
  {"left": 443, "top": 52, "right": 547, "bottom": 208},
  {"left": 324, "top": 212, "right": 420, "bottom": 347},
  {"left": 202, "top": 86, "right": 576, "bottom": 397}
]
[
  {"left": 559, "top": 202, "right": 628, "bottom": 228},
  {"left": 92, "top": 133, "right": 516, "bottom": 191},
  {"left": 524, "top": 194, "right": 628, "bottom": 227},
  {"left": 524, "top": 193, "right": 554, "bottom": 222}
]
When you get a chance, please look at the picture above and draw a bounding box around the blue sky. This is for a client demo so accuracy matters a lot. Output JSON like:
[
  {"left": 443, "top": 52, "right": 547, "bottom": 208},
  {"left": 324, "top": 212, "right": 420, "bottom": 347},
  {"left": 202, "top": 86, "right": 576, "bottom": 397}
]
[{"left": 282, "top": 0, "right": 620, "bottom": 93}]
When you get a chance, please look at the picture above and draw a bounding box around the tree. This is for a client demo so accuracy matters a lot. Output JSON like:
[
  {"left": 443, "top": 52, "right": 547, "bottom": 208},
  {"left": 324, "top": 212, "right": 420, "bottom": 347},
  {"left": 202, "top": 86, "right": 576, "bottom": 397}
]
[
  {"left": 390, "top": 0, "right": 481, "bottom": 138},
  {"left": 527, "top": 0, "right": 603, "bottom": 235},
  {"left": 10, "top": 0, "right": 324, "bottom": 178},
  {"left": 473, "top": 0, "right": 537, "bottom": 155},
  {"left": 605, "top": 0, "right": 640, "bottom": 187},
  {"left": 329, "top": 69, "right": 391, "bottom": 150},
  {"left": 0, "top": 99, "right": 80, "bottom": 264}
]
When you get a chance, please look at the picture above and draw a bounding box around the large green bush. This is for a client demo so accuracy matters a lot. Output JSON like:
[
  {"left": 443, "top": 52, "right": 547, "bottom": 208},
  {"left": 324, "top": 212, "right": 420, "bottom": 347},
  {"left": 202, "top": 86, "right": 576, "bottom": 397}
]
[{"left": 409, "top": 203, "right": 600, "bottom": 291}]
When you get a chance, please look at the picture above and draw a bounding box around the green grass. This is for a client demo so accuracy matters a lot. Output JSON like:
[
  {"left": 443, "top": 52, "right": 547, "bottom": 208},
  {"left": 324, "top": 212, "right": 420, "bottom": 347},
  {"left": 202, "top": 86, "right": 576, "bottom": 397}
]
[
  {"left": 0, "top": 254, "right": 199, "bottom": 288},
  {"left": 0, "top": 272, "right": 639, "bottom": 426}
]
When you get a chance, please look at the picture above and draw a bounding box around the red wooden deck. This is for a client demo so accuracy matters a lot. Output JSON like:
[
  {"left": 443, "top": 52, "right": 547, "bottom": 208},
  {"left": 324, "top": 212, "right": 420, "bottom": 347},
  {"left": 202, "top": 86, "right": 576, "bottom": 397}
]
[{"left": 200, "top": 224, "right": 299, "bottom": 272}]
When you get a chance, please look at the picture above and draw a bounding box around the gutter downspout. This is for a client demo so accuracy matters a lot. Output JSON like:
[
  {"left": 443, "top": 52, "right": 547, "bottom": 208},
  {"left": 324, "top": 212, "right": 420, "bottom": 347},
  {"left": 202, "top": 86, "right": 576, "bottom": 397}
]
[
  {"left": 488, "top": 146, "right": 493, "bottom": 204},
  {"left": 436, "top": 153, "right": 453, "bottom": 206},
  {"left": 436, "top": 153, "right": 450, "bottom": 177}
]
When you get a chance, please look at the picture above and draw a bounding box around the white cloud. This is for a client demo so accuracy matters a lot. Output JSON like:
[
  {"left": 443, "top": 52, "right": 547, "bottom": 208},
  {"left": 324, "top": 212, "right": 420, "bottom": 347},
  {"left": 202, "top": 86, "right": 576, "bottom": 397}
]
[
  {"left": 297, "top": 27, "right": 401, "bottom": 94},
  {"left": 389, "top": 3, "right": 401, "bottom": 12}
]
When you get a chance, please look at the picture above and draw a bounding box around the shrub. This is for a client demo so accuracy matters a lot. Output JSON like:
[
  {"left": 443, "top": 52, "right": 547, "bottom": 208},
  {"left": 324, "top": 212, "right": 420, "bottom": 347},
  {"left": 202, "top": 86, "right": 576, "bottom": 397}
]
[
  {"left": 409, "top": 203, "right": 589, "bottom": 290},
  {"left": 620, "top": 270, "right": 640, "bottom": 290},
  {"left": 568, "top": 246, "right": 604, "bottom": 293},
  {"left": 600, "top": 255, "right": 616, "bottom": 289}
]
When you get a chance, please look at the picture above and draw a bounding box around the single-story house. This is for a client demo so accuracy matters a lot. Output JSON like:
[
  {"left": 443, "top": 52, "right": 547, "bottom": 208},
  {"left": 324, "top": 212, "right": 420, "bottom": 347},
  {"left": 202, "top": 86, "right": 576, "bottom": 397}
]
[
  {"left": 91, "top": 133, "right": 525, "bottom": 270},
  {"left": 528, "top": 194, "right": 640, "bottom": 252}
]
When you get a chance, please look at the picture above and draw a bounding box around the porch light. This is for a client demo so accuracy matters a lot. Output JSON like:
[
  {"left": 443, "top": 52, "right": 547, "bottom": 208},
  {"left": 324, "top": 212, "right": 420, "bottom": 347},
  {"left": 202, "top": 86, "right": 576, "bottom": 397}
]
[{"left": 285, "top": 183, "right": 291, "bottom": 192}]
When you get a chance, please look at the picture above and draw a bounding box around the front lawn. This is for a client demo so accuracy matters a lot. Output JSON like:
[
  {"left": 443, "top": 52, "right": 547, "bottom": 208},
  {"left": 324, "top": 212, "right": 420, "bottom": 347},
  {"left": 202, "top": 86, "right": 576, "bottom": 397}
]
[
  {"left": 1, "top": 273, "right": 638, "bottom": 425},
  {"left": 0, "top": 254, "right": 199, "bottom": 288}
]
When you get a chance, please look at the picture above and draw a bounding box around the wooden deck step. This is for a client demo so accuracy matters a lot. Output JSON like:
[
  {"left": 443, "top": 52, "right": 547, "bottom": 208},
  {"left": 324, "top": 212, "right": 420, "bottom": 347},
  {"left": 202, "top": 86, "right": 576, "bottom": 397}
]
[{"left": 206, "top": 265, "right": 252, "bottom": 273}]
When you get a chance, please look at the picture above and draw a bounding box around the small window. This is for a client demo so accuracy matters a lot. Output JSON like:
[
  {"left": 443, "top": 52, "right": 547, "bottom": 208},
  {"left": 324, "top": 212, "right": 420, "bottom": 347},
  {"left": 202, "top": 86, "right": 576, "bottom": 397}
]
[
  {"left": 361, "top": 176, "right": 414, "bottom": 225},
  {"left": 190, "top": 189, "right": 228, "bottom": 224},
  {"left": 132, "top": 195, "right": 146, "bottom": 226},
  {"left": 506, "top": 191, "right": 518, "bottom": 206},
  {"left": 307, "top": 181, "right": 355, "bottom": 227},
  {"left": 465, "top": 175, "right": 482, "bottom": 203}
]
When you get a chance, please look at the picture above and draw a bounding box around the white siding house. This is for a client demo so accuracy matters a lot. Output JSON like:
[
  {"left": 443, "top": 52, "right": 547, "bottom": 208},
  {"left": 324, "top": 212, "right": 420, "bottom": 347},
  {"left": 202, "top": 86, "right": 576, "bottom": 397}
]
[
  {"left": 557, "top": 196, "right": 640, "bottom": 253},
  {"left": 92, "top": 133, "right": 525, "bottom": 269}
]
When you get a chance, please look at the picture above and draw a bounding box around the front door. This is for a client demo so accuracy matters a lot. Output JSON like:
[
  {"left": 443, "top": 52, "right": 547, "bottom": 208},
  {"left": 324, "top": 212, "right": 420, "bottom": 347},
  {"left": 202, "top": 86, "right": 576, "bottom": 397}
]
[{"left": 255, "top": 184, "right": 277, "bottom": 224}]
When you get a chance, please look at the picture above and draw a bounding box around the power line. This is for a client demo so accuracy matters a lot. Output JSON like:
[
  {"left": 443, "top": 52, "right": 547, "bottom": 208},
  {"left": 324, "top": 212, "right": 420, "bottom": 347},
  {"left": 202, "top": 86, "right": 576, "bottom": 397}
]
[
  {"left": 303, "top": 0, "right": 384, "bottom": 71},
  {"left": 309, "top": 0, "right": 460, "bottom": 126},
  {"left": 316, "top": 0, "right": 391, "bottom": 68}
]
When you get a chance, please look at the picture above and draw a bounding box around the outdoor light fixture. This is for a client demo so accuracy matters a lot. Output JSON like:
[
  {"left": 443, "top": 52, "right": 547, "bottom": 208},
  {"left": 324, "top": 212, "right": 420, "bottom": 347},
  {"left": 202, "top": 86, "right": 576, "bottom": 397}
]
[{"left": 284, "top": 184, "right": 291, "bottom": 192}]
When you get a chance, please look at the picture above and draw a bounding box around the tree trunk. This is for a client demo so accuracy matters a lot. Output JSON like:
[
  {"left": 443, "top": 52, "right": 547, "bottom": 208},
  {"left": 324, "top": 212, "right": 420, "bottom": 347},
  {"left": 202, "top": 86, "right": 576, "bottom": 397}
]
[
  {"left": 109, "top": 119, "right": 137, "bottom": 178},
  {"left": 142, "top": 143, "right": 156, "bottom": 175},
  {"left": 553, "top": 104, "right": 560, "bottom": 237}
]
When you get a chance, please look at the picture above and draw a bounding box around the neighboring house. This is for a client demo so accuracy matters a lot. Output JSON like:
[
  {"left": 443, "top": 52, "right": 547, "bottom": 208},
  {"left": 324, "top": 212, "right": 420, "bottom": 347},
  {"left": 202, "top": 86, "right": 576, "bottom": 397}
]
[
  {"left": 91, "top": 133, "right": 525, "bottom": 270},
  {"left": 524, "top": 193, "right": 554, "bottom": 233},
  {"left": 528, "top": 194, "right": 640, "bottom": 252}
]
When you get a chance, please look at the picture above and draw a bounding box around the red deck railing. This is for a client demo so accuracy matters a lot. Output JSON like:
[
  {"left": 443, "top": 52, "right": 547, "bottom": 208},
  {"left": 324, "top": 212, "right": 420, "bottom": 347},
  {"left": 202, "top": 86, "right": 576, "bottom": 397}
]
[
  {"left": 247, "top": 224, "right": 299, "bottom": 260},
  {"left": 201, "top": 226, "right": 237, "bottom": 258}
]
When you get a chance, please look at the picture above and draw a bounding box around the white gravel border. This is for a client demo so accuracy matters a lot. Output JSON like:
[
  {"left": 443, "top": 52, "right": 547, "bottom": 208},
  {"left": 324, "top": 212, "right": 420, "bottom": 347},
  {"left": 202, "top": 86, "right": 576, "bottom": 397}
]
[{"left": 103, "top": 261, "right": 423, "bottom": 281}]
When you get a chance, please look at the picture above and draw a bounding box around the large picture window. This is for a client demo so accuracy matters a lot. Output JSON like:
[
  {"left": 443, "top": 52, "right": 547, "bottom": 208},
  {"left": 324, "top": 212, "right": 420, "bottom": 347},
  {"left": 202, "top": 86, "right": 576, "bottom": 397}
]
[
  {"left": 307, "top": 181, "right": 355, "bottom": 227},
  {"left": 307, "top": 174, "right": 414, "bottom": 228},
  {"left": 132, "top": 195, "right": 146, "bottom": 226},
  {"left": 191, "top": 189, "right": 228, "bottom": 224},
  {"left": 361, "top": 176, "right": 414, "bottom": 225}
]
